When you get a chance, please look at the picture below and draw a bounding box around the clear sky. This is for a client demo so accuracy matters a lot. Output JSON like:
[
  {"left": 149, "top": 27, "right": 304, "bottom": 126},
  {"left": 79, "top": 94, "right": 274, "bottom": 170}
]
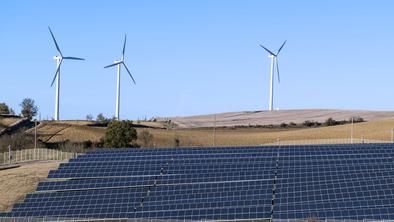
[{"left": 1, "top": 1, "right": 394, "bottom": 120}]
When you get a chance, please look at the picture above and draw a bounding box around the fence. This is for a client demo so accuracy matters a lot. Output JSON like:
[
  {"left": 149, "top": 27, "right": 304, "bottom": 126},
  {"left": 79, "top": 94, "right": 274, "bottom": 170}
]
[
  {"left": 0, "top": 148, "right": 80, "bottom": 165},
  {"left": 264, "top": 138, "right": 392, "bottom": 146}
]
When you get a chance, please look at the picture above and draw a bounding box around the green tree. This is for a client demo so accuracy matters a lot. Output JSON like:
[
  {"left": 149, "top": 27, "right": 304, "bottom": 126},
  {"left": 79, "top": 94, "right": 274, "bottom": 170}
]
[
  {"left": 101, "top": 120, "right": 137, "bottom": 148},
  {"left": 20, "top": 98, "right": 38, "bottom": 120},
  {"left": 0, "top": 103, "right": 10, "bottom": 114},
  {"left": 86, "top": 114, "right": 93, "bottom": 121},
  {"left": 96, "top": 113, "right": 107, "bottom": 123}
]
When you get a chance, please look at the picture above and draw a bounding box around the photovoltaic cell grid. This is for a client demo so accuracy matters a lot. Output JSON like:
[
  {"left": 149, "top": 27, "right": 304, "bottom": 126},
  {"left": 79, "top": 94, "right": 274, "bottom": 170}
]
[
  {"left": 2, "top": 144, "right": 394, "bottom": 221},
  {"left": 1, "top": 147, "right": 276, "bottom": 221}
]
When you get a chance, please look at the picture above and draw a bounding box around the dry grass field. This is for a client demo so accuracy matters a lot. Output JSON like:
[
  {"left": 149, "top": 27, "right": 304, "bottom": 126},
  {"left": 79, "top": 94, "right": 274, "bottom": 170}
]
[
  {"left": 27, "top": 117, "right": 394, "bottom": 147},
  {"left": 27, "top": 121, "right": 106, "bottom": 143},
  {"left": 0, "top": 161, "right": 61, "bottom": 212},
  {"left": 143, "top": 118, "right": 394, "bottom": 147},
  {"left": 168, "top": 109, "right": 394, "bottom": 128},
  {"left": 0, "top": 117, "right": 22, "bottom": 127}
]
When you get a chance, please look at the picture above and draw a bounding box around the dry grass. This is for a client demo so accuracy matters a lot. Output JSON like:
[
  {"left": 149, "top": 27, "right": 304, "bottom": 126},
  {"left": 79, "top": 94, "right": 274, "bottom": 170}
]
[
  {"left": 0, "top": 161, "right": 61, "bottom": 212},
  {"left": 141, "top": 118, "right": 394, "bottom": 147},
  {"left": 27, "top": 118, "right": 394, "bottom": 147},
  {"left": 0, "top": 117, "right": 22, "bottom": 127},
  {"left": 168, "top": 109, "right": 394, "bottom": 128},
  {"left": 29, "top": 122, "right": 106, "bottom": 143}
]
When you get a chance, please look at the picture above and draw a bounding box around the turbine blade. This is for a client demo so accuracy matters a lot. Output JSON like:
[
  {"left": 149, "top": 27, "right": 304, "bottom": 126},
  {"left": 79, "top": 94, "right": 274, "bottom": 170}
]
[
  {"left": 122, "top": 62, "right": 136, "bottom": 84},
  {"left": 259, "top": 44, "right": 276, "bottom": 56},
  {"left": 277, "top": 40, "right": 287, "bottom": 55},
  {"left": 63, "top": 56, "right": 85, "bottom": 60},
  {"left": 50, "top": 59, "right": 63, "bottom": 87},
  {"left": 104, "top": 61, "right": 122, "bottom": 68},
  {"left": 122, "top": 34, "right": 127, "bottom": 58},
  {"left": 48, "top": 27, "right": 63, "bottom": 57},
  {"left": 276, "top": 58, "right": 280, "bottom": 83}
]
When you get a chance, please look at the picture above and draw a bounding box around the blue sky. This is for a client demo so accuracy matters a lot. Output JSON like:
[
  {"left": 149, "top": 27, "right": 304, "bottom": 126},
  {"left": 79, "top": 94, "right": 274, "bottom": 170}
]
[{"left": 1, "top": 1, "right": 394, "bottom": 120}]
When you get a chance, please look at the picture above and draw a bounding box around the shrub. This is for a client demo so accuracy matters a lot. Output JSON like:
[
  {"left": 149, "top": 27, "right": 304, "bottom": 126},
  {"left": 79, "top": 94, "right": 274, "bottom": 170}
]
[
  {"left": 174, "top": 137, "right": 180, "bottom": 147},
  {"left": 351, "top": 116, "right": 364, "bottom": 123},
  {"left": 324, "top": 117, "right": 337, "bottom": 126},
  {"left": 101, "top": 120, "right": 137, "bottom": 148},
  {"left": 280, "top": 122, "right": 288, "bottom": 128},
  {"left": 289, "top": 122, "right": 297, "bottom": 127},
  {"left": 303, "top": 120, "right": 320, "bottom": 127}
]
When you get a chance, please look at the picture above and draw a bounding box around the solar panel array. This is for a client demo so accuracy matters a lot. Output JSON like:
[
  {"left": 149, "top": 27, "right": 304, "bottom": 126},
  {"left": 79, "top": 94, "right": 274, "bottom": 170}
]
[{"left": 2, "top": 143, "right": 394, "bottom": 221}]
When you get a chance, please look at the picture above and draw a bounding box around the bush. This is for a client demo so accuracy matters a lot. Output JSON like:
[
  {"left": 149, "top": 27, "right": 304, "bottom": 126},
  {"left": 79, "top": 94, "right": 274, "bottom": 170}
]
[
  {"left": 101, "top": 120, "right": 137, "bottom": 148},
  {"left": 289, "top": 122, "right": 297, "bottom": 127},
  {"left": 280, "top": 122, "right": 288, "bottom": 128},
  {"left": 351, "top": 116, "right": 364, "bottom": 123},
  {"left": 174, "top": 137, "right": 180, "bottom": 147},
  {"left": 140, "top": 130, "right": 154, "bottom": 147},
  {"left": 303, "top": 120, "right": 320, "bottom": 127},
  {"left": 324, "top": 117, "right": 337, "bottom": 126}
]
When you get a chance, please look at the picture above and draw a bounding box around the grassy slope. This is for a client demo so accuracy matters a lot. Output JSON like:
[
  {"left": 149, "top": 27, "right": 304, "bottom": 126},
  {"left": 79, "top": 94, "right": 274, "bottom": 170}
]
[
  {"left": 0, "top": 161, "right": 61, "bottom": 212},
  {"left": 30, "top": 118, "right": 394, "bottom": 147}
]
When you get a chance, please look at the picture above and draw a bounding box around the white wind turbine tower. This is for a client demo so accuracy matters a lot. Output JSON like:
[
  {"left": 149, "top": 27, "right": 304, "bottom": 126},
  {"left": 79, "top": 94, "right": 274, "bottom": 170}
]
[
  {"left": 104, "top": 35, "right": 136, "bottom": 120},
  {"left": 48, "top": 27, "right": 85, "bottom": 121},
  {"left": 260, "top": 41, "right": 286, "bottom": 111}
]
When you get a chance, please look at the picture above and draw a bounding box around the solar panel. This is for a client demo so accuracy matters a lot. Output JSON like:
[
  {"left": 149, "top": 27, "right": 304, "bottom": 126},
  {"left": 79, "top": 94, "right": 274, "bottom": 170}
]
[{"left": 3, "top": 143, "right": 394, "bottom": 221}]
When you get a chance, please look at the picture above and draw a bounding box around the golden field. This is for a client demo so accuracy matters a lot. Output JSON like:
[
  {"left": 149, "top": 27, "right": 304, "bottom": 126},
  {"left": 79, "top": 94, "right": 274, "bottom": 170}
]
[{"left": 27, "top": 118, "right": 394, "bottom": 147}]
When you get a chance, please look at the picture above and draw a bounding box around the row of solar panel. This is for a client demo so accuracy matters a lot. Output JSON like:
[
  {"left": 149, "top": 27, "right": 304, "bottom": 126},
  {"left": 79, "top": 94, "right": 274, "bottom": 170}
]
[
  {"left": 71, "top": 150, "right": 394, "bottom": 162},
  {"left": 4, "top": 206, "right": 271, "bottom": 220},
  {"left": 39, "top": 174, "right": 273, "bottom": 191},
  {"left": 48, "top": 164, "right": 393, "bottom": 179},
  {"left": 59, "top": 157, "right": 392, "bottom": 172},
  {"left": 84, "top": 143, "right": 393, "bottom": 153}
]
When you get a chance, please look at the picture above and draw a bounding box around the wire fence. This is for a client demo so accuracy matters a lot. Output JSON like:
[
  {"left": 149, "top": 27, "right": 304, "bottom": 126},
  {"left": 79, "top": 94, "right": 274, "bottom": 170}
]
[
  {"left": 0, "top": 148, "right": 80, "bottom": 165},
  {"left": 264, "top": 138, "right": 392, "bottom": 146}
]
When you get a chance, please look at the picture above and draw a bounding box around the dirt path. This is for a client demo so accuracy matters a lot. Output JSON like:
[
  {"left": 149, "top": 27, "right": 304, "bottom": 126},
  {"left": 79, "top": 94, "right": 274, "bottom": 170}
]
[{"left": 0, "top": 161, "right": 61, "bottom": 212}]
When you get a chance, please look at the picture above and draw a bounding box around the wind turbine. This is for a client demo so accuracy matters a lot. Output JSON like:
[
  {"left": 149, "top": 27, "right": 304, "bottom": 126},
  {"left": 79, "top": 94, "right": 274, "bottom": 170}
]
[
  {"left": 260, "top": 40, "right": 286, "bottom": 111},
  {"left": 104, "top": 35, "right": 136, "bottom": 120},
  {"left": 48, "top": 27, "right": 85, "bottom": 121}
]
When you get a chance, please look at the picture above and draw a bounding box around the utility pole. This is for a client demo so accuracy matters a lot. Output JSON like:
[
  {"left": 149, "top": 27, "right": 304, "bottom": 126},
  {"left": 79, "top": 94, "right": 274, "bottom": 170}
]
[
  {"left": 350, "top": 117, "right": 354, "bottom": 144},
  {"left": 8, "top": 145, "right": 11, "bottom": 164},
  {"left": 34, "top": 119, "right": 37, "bottom": 149},
  {"left": 213, "top": 114, "right": 216, "bottom": 146},
  {"left": 391, "top": 129, "right": 393, "bottom": 143}
]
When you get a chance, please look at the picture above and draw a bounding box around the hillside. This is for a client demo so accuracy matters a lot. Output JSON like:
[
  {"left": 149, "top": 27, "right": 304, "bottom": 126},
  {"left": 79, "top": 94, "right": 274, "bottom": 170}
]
[
  {"left": 26, "top": 117, "right": 394, "bottom": 147},
  {"left": 167, "top": 109, "right": 394, "bottom": 128},
  {"left": 0, "top": 115, "right": 30, "bottom": 135},
  {"left": 0, "top": 161, "right": 61, "bottom": 212}
]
